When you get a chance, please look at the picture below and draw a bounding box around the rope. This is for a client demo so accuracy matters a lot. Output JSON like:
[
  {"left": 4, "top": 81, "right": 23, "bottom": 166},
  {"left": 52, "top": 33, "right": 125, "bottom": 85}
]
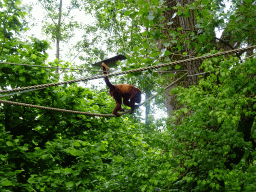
[
  {"left": 0, "top": 73, "right": 187, "bottom": 117},
  {"left": 246, "top": 53, "right": 256, "bottom": 58},
  {"left": 1, "top": 45, "right": 254, "bottom": 95},
  {"left": 0, "top": 62, "right": 101, "bottom": 72},
  {"left": 187, "top": 71, "right": 208, "bottom": 77},
  {"left": 0, "top": 71, "right": 195, "bottom": 99},
  {"left": 158, "top": 70, "right": 188, "bottom": 73},
  {"left": 0, "top": 99, "right": 115, "bottom": 117},
  {"left": 0, "top": 88, "right": 45, "bottom": 98}
]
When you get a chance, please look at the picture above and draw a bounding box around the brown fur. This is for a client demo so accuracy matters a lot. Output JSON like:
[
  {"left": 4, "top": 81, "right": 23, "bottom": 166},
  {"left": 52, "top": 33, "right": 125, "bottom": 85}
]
[{"left": 102, "top": 62, "right": 141, "bottom": 116}]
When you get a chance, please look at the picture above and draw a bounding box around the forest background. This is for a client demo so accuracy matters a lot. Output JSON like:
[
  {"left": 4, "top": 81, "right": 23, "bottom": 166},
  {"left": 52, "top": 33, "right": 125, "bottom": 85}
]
[{"left": 0, "top": 0, "right": 256, "bottom": 191}]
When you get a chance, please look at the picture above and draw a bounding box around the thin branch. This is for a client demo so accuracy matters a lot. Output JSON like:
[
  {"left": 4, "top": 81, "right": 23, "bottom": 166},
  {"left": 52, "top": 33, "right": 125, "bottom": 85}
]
[
  {"left": 37, "top": 0, "right": 57, "bottom": 25},
  {"left": 215, "top": 37, "right": 234, "bottom": 50},
  {"left": 215, "top": 37, "right": 242, "bottom": 60},
  {"left": 70, "top": 47, "right": 85, "bottom": 63}
]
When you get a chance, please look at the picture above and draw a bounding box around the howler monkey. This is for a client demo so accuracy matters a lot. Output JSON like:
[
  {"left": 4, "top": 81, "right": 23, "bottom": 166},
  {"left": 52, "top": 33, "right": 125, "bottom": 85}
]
[{"left": 102, "top": 62, "right": 141, "bottom": 116}]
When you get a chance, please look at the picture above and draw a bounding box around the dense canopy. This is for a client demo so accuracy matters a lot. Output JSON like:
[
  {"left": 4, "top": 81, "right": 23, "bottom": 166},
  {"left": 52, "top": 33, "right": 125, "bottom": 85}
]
[{"left": 0, "top": 0, "right": 255, "bottom": 191}]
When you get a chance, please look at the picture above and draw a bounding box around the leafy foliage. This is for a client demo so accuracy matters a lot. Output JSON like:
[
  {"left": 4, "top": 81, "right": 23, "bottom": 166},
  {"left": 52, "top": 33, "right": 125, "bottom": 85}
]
[
  {"left": 168, "top": 56, "right": 256, "bottom": 191},
  {"left": 0, "top": 0, "right": 256, "bottom": 191}
]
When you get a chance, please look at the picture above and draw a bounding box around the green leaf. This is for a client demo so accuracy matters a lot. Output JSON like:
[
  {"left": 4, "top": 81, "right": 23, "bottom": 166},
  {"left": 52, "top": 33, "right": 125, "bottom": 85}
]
[
  {"left": 143, "top": 42, "right": 150, "bottom": 49},
  {"left": 6, "top": 141, "right": 13, "bottom": 146},
  {"left": 177, "top": 10, "right": 183, "bottom": 16},
  {"left": 92, "top": 105, "right": 99, "bottom": 110},
  {"left": 113, "top": 156, "right": 123, "bottom": 163},
  {"left": 64, "top": 168, "right": 72, "bottom": 175},
  {"left": 1, "top": 179, "right": 13, "bottom": 186},
  {"left": 69, "top": 148, "right": 83, "bottom": 156},
  {"left": 20, "top": 145, "right": 28, "bottom": 151},
  {"left": 66, "top": 181, "right": 74, "bottom": 188},
  {"left": 73, "top": 141, "right": 81, "bottom": 147},
  {"left": 3, "top": 48, "right": 9, "bottom": 53},
  {"left": 163, "top": 43, "right": 170, "bottom": 47},
  {"left": 90, "top": 148, "right": 97, "bottom": 153},
  {"left": 133, "top": 46, "right": 140, "bottom": 52},
  {"left": 96, "top": 143, "right": 106, "bottom": 151},
  {"left": 175, "top": 65, "right": 181, "bottom": 69},
  {"left": 141, "top": 185, "right": 147, "bottom": 192},
  {"left": 244, "top": 0, "right": 252, "bottom": 3},
  {"left": 16, "top": 0, "right": 22, "bottom": 5},
  {"left": 124, "top": 10, "right": 131, "bottom": 16},
  {"left": 19, "top": 76, "right": 26, "bottom": 82},
  {"left": 41, "top": 154, "right": 48, "bottom": 159},
  {"left": 31, "top": 54, "right": 37, "bottom": 59},
  {"left": 93, "top": 156, "right": 101, "bottom": 161},
  {"left": 230, "top": 15, "right": 236, "bottom": 20},
  {"left": 118, "top": 3, "right": 125, "bottom": 9},
  {"left": 148, "top": 12, "right": 155, "bottom": 20},
  {"left": 141, "top": 31, "right": 148, "bottom": 36},
  {"left": 54, "top": 170, "right": 61, "bottom": 173},
  {"left": 182, "top": 108, "right": 189, "bottom": 113},
  {"left": 165, "top": 50, "right": 172, "bottom": 56},
  {"left": 28, "top": 177, "right": 36, "bottom": 184}
]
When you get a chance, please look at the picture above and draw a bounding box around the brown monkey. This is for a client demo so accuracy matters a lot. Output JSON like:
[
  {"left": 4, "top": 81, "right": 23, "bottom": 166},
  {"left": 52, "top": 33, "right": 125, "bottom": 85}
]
[{"left": 102, "top": 62, "right": 141, "bottom": 116}]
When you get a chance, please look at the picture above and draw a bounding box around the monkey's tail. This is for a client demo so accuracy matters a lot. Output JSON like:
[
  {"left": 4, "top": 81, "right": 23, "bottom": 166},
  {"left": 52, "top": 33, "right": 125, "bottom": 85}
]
[{"left": 102, "top": 66, "right": 114, "bottom": 89}]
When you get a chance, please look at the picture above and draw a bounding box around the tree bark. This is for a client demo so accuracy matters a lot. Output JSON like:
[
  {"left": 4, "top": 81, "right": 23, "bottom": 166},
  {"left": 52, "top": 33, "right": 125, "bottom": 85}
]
[
  {"left": 145, "top": 90, "right": 151, "bottom": 124},
  {"left": 56, "top": 0, "right": 62, "bottom": 73},
  {"left": 162, "top": 0, "right": 200, "bottom": 117}
]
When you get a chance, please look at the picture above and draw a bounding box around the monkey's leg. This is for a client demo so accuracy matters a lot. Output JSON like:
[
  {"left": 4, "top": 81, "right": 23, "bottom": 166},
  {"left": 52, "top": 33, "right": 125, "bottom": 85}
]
[
  {"left": 123, "top": 98, "right": 136, "bottom": 114},
  {"left": 112, "top": 102, "right": 122, "bottom": 116}
]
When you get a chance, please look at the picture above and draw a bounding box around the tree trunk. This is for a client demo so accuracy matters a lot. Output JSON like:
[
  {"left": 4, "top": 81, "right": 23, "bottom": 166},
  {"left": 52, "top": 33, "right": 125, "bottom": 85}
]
[
  {"left": 164, "top": 85, "right": 175, "bottom": 117},
  {"left": 56, "top": 0, "right": 62, "bottom": 73},
  {"left": 145, "top": 90, "right": 151, "bottom": 124},
  {"left": 162, "top": 0, "right": 200, "bottom": 117}
]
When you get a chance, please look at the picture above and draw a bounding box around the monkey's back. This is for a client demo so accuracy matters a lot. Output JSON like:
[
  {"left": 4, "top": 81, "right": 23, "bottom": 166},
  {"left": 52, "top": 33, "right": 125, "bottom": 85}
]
[{"left": 115, "top": 84, "right": 140, "bottom": 95}]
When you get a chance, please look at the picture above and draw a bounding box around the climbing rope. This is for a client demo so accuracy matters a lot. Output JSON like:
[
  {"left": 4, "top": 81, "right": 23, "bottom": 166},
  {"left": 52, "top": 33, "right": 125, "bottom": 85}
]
[
  {"left": 0, "top": 99, "right": 115, "bottom": 117},
  {"left": 0, "top": 88, "right": 45, "bottom": 98},
  {"left": 0, "top": 45, "right": 255, "bottom": 95},
  {"left": 0, "top": 73, "right": 187, "bottom": 117},
  {"left": 0, "top": 62, "right": 101, "bottom": 72},
  {"left": 187, "top": 71, "right": 208, "bottom": 77}
]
